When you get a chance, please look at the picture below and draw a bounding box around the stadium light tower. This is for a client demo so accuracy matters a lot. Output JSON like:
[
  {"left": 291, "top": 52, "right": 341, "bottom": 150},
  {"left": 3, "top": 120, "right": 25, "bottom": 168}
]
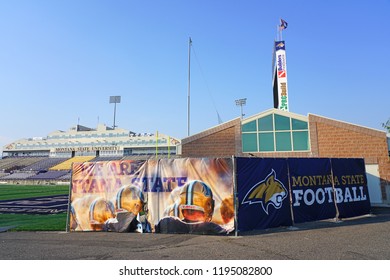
[
  {"left": 109, "top": 95, "right": 121, "bottom": 128},
  {"left": 235, "top": 98, "right": 247, "bottom": 119}
]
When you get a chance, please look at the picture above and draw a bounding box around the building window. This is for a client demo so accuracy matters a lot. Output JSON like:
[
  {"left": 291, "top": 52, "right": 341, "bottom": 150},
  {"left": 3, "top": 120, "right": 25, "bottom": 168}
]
[
  {"left": 242, "top": 133, "right": 257, "bottom": 152},
  {"left": 242, "top": 120, "right": 257, "bottom": 132},
  {"left": 292, "top": 118, "right": 308, "bottom": 130},
  {"left": 242, "top": 112, "right": 310, "bottom": 153},
  {"left": 274, "top": 114, "right": 290, "bottom": 131},
  {"left": 258, "top": 115, "right": 273, "bottom": 131},
  {"left": 292, "top": 131, "right": 309, "bottom": 151},
  {"left": 275, "top": 131, "right": 292, "bottom": 151}
]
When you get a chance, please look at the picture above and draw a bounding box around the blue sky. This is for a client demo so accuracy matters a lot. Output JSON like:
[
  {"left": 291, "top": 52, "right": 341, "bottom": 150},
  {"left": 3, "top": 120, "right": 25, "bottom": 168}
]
[{"left": 1, "top": 0, "right": 389, "bottom": 152}]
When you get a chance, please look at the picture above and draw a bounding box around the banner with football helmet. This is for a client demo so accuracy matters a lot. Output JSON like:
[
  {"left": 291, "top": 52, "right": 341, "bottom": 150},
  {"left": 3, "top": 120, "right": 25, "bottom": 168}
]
[
  {"left": 151, "top": 158, "right": 234, "bottom": 234},
  {"left": 70, "top": 160, "right": 148, "bottom": 231},
  {"left": 69, "top": 158, "right": 234, "bottom": 234}
]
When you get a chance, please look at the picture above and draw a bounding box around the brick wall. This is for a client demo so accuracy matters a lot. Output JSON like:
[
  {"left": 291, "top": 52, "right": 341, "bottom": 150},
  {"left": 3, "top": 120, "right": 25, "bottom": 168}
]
[
  {"left": 180, "top": 112, "right": 390, "bottom": 203},
  {"left": 181, "top": 118, "right": 241, "bottom": 157},
  {"left": 309, "top": 114, "right": 390, "bottom": 201}
]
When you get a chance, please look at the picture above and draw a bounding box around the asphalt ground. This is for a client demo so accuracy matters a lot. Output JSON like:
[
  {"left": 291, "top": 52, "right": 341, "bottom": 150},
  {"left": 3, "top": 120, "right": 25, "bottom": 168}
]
[{"left": 1, "top": 207, "right": 389, "bottom": 260}]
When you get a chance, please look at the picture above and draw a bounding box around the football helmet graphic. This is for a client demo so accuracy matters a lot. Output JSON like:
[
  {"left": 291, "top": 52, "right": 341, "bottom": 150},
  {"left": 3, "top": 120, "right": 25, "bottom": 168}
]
[
  {"left": 115, "top": 185, "right": 145, "bottom": 215},
  {"left": 179, "top": 180, "right": 215, "bottom": 223},
  {"left": 88, "top": 198, "right": 116, "bottom": 231},
  {"left": 69, "top": 204, "right": 79, "bottom": 230},
  {"left": 163, "top": 202, "right": 181, "bottom": 218}
]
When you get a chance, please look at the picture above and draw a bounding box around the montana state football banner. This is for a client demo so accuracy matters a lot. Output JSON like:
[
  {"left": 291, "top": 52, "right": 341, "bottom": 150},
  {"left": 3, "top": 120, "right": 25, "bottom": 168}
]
[
  {"left": 237, "top": 157, "right": 292, "bottom": 231},
  {"left": 330, "top": 158, "right": 370, "bottom": 218},
  {"left": 69, "top": 158, "right": 234, "bottom": 234},
  {"left": 288, "top": 158, "right": 337, "bottom": 223}
]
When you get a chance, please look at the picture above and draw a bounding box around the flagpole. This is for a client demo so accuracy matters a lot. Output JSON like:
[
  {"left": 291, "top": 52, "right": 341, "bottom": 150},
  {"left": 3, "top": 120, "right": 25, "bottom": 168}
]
[
  {"left": 279, "top": 18, "right": 282, "bottom": 41},
  {"left": 168, "top": 136, "right": 170, "bottom": 159},
  {"left": 187, "top": 37, "right": 192, "bottom": 137},
  {"left": 278, "top": 18, "right": 288, "bottom": 41},
  {"left": 155, "top": 130, "right": 158, "bottom": 159}
]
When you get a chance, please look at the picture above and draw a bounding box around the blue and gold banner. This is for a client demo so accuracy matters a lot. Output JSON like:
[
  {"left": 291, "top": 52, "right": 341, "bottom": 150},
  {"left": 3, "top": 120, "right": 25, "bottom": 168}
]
[
  {"left": 236, "top": 157, "right": 371, "bottom": 231},
  {"left": 288, "top": 158, "right": 336, "bottom": 223},
  {"left": 70, "top": 157, "right": 370, "bottom": 233},
  {"left": 330, "top": 158, "right": 371, "bottom": 218},
  {"left": 237, "top": 158, "right": 292, "bottom": 231}
]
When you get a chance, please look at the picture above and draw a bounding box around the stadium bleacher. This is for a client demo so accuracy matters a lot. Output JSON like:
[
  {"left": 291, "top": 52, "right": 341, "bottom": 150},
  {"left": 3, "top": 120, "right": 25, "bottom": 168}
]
[
  {"left": 49, "top": 156, "right": 95, "bottom": 171},
  {"left": 0, "top": 155, "right": 177, "bottom": 184},
  {"left": 0, "top": 157, "right": 21, "bottom": 171},
  {"left": 0, "top": 156, "right": 83, "bottom": 183},
  {"left": 29, "top": 170, "right": 71, "bottom": 180},
  {"left": 21, "top": 157, "right": 69, "bottom": 172},
  {"left": 0, "top": 157, "right": 46, "bottom": 173},
  {"left": 58, "top": 172, "right": 72, "bottom": 180},
  {"left": 89, "top": 156, "right": 123, "bottom": 162},
  {"left": 1, "top": 172, "right": 35, "bottom": 180}
]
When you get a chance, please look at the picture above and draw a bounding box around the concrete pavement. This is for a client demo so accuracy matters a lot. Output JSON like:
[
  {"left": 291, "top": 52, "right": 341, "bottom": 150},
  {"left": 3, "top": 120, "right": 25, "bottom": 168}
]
[{"left": 1, "top": 207, "right": 389, "bottom": 260}]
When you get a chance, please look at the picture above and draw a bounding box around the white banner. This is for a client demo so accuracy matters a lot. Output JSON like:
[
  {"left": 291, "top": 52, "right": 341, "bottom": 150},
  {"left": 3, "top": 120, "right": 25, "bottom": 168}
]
[{"left": 275, "top": 41, "right": 289, "bottom": 111}]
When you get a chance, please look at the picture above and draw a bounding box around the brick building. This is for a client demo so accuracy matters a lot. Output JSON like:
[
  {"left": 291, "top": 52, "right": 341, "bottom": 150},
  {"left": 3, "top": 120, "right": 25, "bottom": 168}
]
[{"left": 180, "top": 108, "right": 390, "bottom": 206}]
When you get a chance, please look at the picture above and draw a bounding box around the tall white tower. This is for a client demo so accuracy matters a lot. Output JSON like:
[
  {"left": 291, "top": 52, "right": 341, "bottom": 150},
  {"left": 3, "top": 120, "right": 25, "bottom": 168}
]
[{"left": 272, "top": 40, "right": 289, "bottom": 111}]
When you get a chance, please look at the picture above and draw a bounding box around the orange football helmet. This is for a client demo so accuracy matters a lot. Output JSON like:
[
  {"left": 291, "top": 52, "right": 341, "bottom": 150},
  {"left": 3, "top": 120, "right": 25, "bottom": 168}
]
[
  {"left": 88, "top": 198, "right": 115, "bottom": 231},
  {"left": 179, "top": 180, "right": 215, "bottom": 223},
  {"left": 115, "top": 185, "right": 145, "bottom": 215}
]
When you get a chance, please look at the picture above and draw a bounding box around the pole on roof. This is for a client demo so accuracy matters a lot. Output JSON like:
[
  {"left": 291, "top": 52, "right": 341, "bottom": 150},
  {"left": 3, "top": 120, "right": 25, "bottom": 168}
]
[
  {"left": 109, "top": 96, "right": 121, "bottom": 128},
  {"left": 155, "top": 131, "right": 159, "bottom": 159},
  {"left": 168, "top": 136, "right": 170, "bottom": 159},
  {"left": 187, "top": 37, "right": 192, "bottom": 137}
]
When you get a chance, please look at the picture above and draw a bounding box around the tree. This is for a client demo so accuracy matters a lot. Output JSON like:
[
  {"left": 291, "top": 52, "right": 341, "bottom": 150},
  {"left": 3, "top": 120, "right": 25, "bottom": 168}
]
[{"left": 382, "top": 119, "right": 390, "bottom": 133}]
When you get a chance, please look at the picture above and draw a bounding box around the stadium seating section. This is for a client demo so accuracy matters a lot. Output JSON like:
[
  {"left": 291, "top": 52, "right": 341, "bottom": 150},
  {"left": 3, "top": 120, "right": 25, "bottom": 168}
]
[
  {"left": 49, "top": 156, "right": 96, "bottom": 171},
  {"left": 89, "top": 156, "right": 123, "bottom": 162},
  {"left": 0, "top": 155, "right": 178, "bottom": 182},
  {"left": 0, "top": 156, "right": 88, "bottom": 181},
  {"left": 0, "top": 157, "right": 46, "bottom": 173},
  {"left": 29, "top": 170, "right": 71, "bottom": 180},
  {"left": 21, "top": 158, "right": 68, "bottom": 172}
]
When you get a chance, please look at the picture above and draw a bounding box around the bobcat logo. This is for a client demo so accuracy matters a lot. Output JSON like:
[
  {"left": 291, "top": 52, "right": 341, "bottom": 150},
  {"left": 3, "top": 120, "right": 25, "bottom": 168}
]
[{"left": 242, "top": 169, "right": 287, "bottom": 214}]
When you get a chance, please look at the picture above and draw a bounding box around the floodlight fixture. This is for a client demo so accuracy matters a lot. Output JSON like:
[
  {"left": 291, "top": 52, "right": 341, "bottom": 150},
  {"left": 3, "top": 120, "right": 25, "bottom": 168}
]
[
  {"left": 235, "top": 98, "right": 247, "bottom": 119},
  {"left": 109, "top": 95, "right": 121, "bottom": 128}
]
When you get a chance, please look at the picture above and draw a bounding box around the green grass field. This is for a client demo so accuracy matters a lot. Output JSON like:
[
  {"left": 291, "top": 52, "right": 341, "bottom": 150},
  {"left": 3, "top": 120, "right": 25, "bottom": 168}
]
[{"left": 0, "top": 184, "right": 70, "bottom": 231}]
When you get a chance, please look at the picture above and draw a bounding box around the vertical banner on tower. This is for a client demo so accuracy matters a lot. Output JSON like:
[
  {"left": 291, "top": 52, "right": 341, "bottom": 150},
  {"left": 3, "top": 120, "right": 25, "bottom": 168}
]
[
  {"left": 330, "top": 158, "right": 371, "bottom": 218},
  {"left": 272, "top": 41, "right": 289, "bottom": 111},
  {"left": 237, "top": 157, "right": 292, "bottom": 231},
  {"left": 288, "top": 158, "right": 337, "bottom": 223}
]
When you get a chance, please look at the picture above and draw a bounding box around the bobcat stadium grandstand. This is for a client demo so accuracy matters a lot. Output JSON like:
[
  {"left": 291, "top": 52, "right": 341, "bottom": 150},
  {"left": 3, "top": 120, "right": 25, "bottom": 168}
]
[{"left": 0, "top": 123, "right": 180, "bottom": 185}]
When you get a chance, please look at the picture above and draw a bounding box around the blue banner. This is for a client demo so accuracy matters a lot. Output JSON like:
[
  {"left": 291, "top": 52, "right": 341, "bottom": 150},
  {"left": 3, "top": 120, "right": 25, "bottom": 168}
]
[
  {"left": 330, "top": 158, "right": 371, "bottom": 218},
  {"left": 288, "top": 158, "right": 337, "bottom": 223},
  {"left": 237, "top": 158, "right": 292, "bottom": 231}
]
